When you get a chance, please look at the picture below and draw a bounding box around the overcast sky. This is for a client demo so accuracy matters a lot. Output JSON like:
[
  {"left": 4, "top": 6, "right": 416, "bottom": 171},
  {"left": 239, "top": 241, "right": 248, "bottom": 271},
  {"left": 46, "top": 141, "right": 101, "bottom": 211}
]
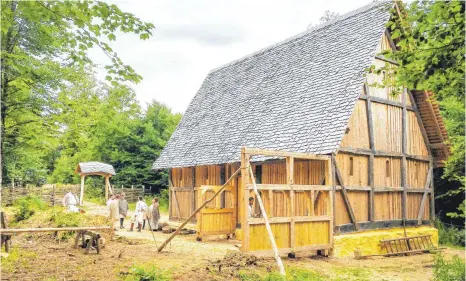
[{"left": 90, "top": 0, "right": 372, "bottom": 113}]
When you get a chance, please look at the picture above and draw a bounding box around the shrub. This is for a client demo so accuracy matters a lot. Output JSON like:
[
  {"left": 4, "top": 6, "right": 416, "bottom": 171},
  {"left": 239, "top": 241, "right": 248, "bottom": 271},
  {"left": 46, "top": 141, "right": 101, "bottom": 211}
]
[
  {"left": 121, "top": 263, "right": 171, "bottom": 281},
  {"left": 49, "top": 209, "right": 85, "bottom": 240},
  {"left": 435, "top": 219, "right": 465, "bottom": 247},
  {"left": 158, "top": 189, "right": 169, "bottom": 213},
  {"left": 13, "top": 196, "right": 46, "bottom": 222},
  {"left": 433, "top": 253, "right": 465, "bottom": 281}
]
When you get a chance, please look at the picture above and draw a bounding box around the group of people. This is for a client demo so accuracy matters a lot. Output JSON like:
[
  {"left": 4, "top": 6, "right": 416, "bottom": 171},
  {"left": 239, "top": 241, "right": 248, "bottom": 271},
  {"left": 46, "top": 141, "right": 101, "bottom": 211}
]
[{"left": 107, "top": 193, "right": 160, "bottom": 232}]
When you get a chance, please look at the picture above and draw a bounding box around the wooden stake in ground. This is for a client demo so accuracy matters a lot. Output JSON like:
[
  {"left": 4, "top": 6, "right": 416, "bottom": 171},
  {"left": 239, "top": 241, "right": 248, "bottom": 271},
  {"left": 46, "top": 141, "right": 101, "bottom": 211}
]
[
  {"left": 248, "top": 165, "right": 286, "bottom": 276},
  {"left": 157, "top": 168, "right": 241, "bottom": 252}
]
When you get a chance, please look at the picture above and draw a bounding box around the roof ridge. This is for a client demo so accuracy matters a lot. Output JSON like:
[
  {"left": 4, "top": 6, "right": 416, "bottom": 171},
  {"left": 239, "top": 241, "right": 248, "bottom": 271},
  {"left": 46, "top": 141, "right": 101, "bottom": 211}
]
[{"left": 208, "top": 1, "right": 390, "bottom": 74}]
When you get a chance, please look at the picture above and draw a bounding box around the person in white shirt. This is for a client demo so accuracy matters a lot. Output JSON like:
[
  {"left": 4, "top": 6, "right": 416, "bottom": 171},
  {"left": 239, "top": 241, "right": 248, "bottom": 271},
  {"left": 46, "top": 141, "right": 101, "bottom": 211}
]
[
  {"left": 63, "top": 191, "right": 79, "bottom": 212},
  {"left": 248, "top": 197, "right": 255, "bottom": 218},
  {"left": 129, "top": 197, "right": 148, "bottom": 232}
]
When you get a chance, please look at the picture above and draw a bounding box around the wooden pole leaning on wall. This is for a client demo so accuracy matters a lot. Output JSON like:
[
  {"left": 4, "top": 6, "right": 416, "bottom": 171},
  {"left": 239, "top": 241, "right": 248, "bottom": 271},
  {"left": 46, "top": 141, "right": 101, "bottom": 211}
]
[
  {"left": 157, "top": 167, "right": 241, "bottom": 253},
  {"left": 332, "top": 154, "right": 358, "bottom": 229},
  {"left": 248, "top": 165, "right": 286, "bottom": 276}
]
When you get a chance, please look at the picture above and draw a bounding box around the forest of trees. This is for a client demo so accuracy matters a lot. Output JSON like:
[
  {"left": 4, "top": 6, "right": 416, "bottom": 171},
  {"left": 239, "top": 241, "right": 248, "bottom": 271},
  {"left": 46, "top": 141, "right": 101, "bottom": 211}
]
[
  {"left": 1, "top": 1, "right": 180, "bottom": 191},
  {"left": 0, "top": 1, "right": 464, "bottom": 222}
]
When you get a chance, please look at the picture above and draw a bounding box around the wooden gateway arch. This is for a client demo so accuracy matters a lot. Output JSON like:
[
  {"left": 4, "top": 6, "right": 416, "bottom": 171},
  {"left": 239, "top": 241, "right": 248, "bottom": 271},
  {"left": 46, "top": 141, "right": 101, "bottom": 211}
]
[{"left": 75, "top": 162, "right": 116, "bottom": 205}]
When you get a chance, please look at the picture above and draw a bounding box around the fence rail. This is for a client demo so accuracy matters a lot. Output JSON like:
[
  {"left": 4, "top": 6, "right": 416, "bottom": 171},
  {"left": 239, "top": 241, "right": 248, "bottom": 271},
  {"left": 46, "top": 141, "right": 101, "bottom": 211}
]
[{"left": 1, "top": 184, "right": 146, "bottom": 205}]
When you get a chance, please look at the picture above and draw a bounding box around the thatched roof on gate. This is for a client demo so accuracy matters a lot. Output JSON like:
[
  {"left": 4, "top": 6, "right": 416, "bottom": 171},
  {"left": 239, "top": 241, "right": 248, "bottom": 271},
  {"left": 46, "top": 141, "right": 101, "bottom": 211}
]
[
  {"left": 153, "top": 2, "right": 393, "bottom": 169},
  {"left": 76, "top": 162, "right": 116, "bottom": 176}
]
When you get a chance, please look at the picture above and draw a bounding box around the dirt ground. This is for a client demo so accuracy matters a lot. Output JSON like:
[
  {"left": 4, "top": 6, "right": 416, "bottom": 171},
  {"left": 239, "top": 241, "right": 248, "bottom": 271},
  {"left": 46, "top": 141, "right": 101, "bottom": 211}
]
[{"left": 1, "top": 201, "right": 464, "bottom": 281}]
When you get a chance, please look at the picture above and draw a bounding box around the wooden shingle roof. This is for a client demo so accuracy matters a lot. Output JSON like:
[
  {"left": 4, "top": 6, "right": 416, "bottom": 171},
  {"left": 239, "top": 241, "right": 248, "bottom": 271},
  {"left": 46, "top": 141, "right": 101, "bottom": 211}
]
[
  {"left": 153, "top": 2, "right": 392, "bottom": 169},
  {"left": 76, "top": 162, "right": 116, "bottom": 176}
]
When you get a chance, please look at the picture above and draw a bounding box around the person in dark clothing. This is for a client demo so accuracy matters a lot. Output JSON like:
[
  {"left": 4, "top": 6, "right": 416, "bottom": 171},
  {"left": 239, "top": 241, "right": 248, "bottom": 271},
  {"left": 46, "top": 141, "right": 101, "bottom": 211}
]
[{"left": 118, "top": 193, "right": 129, "bottom": 229}]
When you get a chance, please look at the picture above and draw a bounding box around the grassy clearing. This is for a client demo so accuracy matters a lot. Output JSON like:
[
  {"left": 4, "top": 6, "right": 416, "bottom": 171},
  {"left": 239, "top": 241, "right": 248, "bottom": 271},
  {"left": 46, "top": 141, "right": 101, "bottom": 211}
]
[
  {"left": 1, "top": 246, "right": 38, "bottom": 273},
  {"left": 119, "top": 263, "right": 171, "bottom": 281}
]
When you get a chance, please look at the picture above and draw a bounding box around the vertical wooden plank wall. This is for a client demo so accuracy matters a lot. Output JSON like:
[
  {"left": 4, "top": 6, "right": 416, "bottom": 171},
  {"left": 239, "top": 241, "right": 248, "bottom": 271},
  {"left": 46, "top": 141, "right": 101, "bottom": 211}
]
[{"left": 336, "top": 31, "right": 433, "bottom": 229}]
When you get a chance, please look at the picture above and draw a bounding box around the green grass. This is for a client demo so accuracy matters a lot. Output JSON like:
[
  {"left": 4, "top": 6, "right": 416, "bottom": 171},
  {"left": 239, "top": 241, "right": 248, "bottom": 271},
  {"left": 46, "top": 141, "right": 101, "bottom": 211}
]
[
  {"left": 433, "top": 253, "right": 465, "bottom": 281},
  {"left": 119, "top": 263, "right": 171, "bottom": 281},
  {"left": 1, "top": 246, "right": 38, "bottom": 273}
]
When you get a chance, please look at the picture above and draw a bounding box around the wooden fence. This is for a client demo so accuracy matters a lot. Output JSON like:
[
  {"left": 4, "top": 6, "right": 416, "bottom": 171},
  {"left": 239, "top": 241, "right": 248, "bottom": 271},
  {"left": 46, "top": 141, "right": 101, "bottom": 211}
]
[
  {"left": 1, "top": 184, "right": 80, "bottom": 206},
  {"left": 1, "top": 184, "right": 146, "bottom": 205}
]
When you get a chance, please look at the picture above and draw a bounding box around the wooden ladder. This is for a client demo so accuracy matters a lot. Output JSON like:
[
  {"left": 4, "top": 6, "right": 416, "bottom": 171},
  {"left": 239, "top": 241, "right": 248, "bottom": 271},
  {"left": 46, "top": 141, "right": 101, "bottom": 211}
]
[{"left": 381, "top": 235, "right": 435, "bottom": 256}]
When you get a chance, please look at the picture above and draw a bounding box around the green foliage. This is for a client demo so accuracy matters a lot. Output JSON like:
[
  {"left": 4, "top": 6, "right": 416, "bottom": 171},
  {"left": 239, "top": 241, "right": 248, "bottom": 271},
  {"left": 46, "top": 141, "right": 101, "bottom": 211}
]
[
  {"left": 0, "top": 246, "right": 38, "bottom": 273},
  {"left": 238, "top": 268, "right": 328, "bottom": 281},
  {"left": 120, "top": 263, "right": 171, "bottom": 281},
  {"left": 435, "top": 219, "right": 465, "bottom": 247},
  {"left": 386, "top": 1, "right": 465, "bottom": 217},
  {"left": 13, "top": 195, "right": 46, "bottom": 222},
  {"left": 1, "top": 0, "right": 155, "bottom": 186},
  {"left": 433, "top": 253, "right": 465, "bottom": 281}
]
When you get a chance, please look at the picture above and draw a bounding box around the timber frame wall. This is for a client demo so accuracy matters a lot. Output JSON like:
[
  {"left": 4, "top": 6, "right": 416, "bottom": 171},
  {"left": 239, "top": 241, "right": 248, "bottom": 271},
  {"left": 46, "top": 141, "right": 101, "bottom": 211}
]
[
  {"left": 333, "top": 30, "right": 434, "bottom": 233},
  {"left": 167, "top": 31, "right": 436, "bottom": 242}
]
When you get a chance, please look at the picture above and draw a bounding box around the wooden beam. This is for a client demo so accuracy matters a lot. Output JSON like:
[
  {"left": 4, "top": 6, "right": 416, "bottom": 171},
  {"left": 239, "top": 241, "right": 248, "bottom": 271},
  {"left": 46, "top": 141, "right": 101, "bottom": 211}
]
[
  {"left": 337, "top": 147, "right": 430, "bottom": 162},
  {"left": 80, "top": 175, "right": 85, "bottom": 206},
  {"left": 359, "top": 94, "right": 416, "bottom": 111},
  {"left": 332, "top": 155, "right": 358, "bottom": 228},
  {"left": 365, "top": 83, "right": 375, "bottom": 222},
  {"left": 249, "top": 244, "right": 332, "bottom": 257},
  {"left": 168, "top": 169, "right": 172, "bottom": 218},
  {"left": 241, "top": 148, "right": 250, "bottom": 252},
  {"left": 248, "top": 215, "right": 332, "bottom": 225},
  {"left": 417, "top": 168, "right": 433, "bottom": 224},
  {"left": 385, "top": 29, "right": 398, "bottom": 50},
  {"left": 246, "top": 184, "right": 332, "bottom": 191},
  {"left": 286, "top": 156, "right": 295, "bottom": 249},
  {"left": 248, "top": 165, "right": 285, "bottom": 275},
  {"left": 192, "top": 167, "right": 196, "bottom": 214},
  {"left": 243, "top": 147, "right": 330, "bottom": 161},
  {"left": 1, "top": 226, "right": 111, "bottom": 234},
  {"left": 430, "top": 164, "right": 436, "bottom": 221},
  {"left": 375, "top": 55, "right": 399, "bottom": 66},
  {"left": 402, "top": 89, "right": 408, "bottom": 222}
]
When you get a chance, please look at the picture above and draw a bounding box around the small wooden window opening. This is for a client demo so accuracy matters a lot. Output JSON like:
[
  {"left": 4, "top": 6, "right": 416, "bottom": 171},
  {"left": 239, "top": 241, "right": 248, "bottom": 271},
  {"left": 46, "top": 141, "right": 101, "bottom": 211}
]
[
  {"left": 385, "top": 160, "right": 391, "bottom": 178},
  {"left": 255, "top": 165, "right": 262, "bottom": 184},
  {"left": 349, "top": 157, "right": 354, "bottom": 176}
]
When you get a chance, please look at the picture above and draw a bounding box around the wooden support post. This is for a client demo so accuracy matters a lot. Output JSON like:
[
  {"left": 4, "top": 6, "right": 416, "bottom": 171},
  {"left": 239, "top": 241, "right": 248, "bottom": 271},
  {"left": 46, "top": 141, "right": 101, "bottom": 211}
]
[
  {"left": 80, "top": 175, "right": 85, "bottom": 206},
  {"left": 430, "top": 166, "right": 435, "bottom": 221},
  {"left": 241, "top": 148, "right": 250, "bottom": 252},
  {"left": 249, "top": 165, "right": 285, "bottom": 276},
  {"left": 192, "top": 167, "right": 196, "bottom": 214},
  {"left": 332, "top": 155, "right": 358, "bottom": 229},
  {"left": 168, "top": 169, "right": 172, "bottom": 218},
  {"left": 326, "top": 158, "right": 334, "bottom": 250},
  {"left": 331, "top": 156, "right": 337, "bottom": 229},
  {"left": 418, "top": 168, "right": 433, "bottom": 225},
  {"left": 365, "top": 84, "right": 375, "bottom": 222},
  {"left": 105, "top": 176, "right": 111, "bottom": 201},
  {"left": 286, "top": 157, "right": 295, "bottom": 249},
  {"left": 401, "top": 89, "right": 408, "bottom": 222}
]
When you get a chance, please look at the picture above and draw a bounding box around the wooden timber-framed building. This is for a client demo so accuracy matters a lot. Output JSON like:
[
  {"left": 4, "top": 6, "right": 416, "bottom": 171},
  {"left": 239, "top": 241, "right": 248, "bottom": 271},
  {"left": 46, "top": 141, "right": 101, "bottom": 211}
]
[{"left": 152, "top": 2, "right": 448, "bottom": 255}]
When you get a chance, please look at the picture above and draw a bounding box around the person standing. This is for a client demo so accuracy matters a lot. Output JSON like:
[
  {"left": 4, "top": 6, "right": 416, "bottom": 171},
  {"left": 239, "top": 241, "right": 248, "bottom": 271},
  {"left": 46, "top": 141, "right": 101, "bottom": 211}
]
[
  {"left": 109, "top": 194, "right": 120, "bottom": 231},
  {"left": 118, "top": 193, "right": 129, "bottom": 229},
  {"left": 129, "top": 196, "right": 147, "bottom": 232},
  {"left": 150, "top": 197, "right": 161, "bottom": 231},
  {"left": 106, "top": 194, "right": 115, "bottom": 207},
  {"left": 63, "top": 191, "right": 79, "bottom": 212}
]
